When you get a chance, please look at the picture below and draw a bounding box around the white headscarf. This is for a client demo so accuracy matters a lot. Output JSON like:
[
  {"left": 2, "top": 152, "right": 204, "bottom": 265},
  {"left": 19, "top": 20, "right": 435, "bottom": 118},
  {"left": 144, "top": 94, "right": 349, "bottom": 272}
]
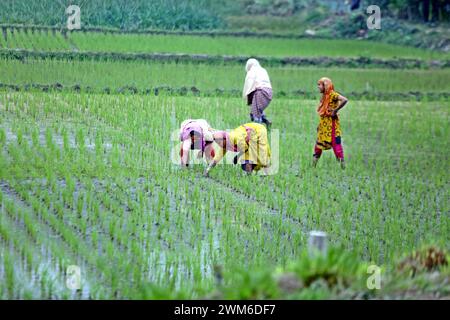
[{"left": 243, "top": 58, "right": 272, "bottom": 98}]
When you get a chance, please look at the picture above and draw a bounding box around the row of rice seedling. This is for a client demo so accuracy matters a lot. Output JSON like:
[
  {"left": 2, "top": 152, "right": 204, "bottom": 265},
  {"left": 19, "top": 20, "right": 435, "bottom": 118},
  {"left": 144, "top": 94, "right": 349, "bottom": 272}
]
[
  {"left": 0, "top": 92, "right": 302, "bottom": 297},
  {"left": 1, "top": 91, "right": 448, "bottom": 298},
  {"left": 91, "top": 92, "right": 449, "bottom": 267},
  {"left": 0, "top": 185, "right": 100, "bottom": 299},
  {"left": 1, "top": 58, "right": 449, "bottom": 96},
  {"left": 1, "top": 27, "right": 449, "bottom": 60},
  {"left": 1, "top": 130, "right": 166, "bottom": 297},
  {"left": 0, "top": 28, "right": 71, "bottom": 51},
  {"left": 0, "top": 109, "right": 149, "bottom": 297},
  {"left": 69, "top": 32, "right": 450, "bottom": 60}
]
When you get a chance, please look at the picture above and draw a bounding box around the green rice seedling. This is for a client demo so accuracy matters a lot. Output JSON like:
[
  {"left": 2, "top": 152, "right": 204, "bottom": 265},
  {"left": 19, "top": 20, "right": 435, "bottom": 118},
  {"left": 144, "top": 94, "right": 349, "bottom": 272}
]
[
  {"left": 0, "top": 127, "right": 5, "bottom": 146},
  {"left": 0, "top": 84, "right": 448, "bottom": 298},
  {"left": 1, "top": 59, "right": 450, "bottom": 98},
  {"left": 3, "top": 250, "right": 15, "bottom": 298},
  {"left": 66, "top": 32, "right": 450, "bottom": 60}
]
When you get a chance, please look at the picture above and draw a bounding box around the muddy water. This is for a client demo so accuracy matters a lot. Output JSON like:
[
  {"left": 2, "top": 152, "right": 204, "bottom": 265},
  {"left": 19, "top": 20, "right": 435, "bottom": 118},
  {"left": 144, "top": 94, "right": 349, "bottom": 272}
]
[
  {"left": 0, "top": 119, "right": 304, "bottom": 298},
  {"left": 0, "top": 179, "right": 95, "bottom": 299},
  {"left": 1, "top": 123, "right": 112, "bottom": 152}
]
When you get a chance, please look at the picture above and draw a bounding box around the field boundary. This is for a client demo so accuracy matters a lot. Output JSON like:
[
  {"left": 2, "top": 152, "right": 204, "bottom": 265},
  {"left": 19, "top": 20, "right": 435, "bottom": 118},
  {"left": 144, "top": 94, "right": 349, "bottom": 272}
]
[
  {"left": 1, "top": 24, "right": 328, "bottom": 40},
  {"left": 0, "top": 82, "right": 448, "bottom": 101},
  {"left": 1, "top": 48, "right": 448, "bottom": 69}
]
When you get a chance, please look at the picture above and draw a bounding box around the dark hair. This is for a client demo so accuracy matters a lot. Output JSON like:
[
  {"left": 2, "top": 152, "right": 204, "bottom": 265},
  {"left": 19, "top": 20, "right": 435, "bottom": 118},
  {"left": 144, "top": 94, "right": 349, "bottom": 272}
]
[
  {"left": 189, "top": 131, "right": 194, "bottom": 150},
  {"left": 189, "top": 130, "right": 202, "bottom": 150},
  {"left": 189, "top": 130, "right": 199, "bottom": 137},
  {"left": 241, "top": 161, "right": 256, "bottom": 172}
]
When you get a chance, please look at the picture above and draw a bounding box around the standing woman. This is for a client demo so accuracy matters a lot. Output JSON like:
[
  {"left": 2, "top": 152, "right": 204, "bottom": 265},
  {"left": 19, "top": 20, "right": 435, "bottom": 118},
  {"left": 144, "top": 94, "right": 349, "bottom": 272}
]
[
  {"left": 204, "top": 122, "right": 271, "bottom": 177},
  {"left": 313, "top": 77, "right": 348, "bottom": 169},
  {"left": 243, "top": 58, "right": 273, "bottom": 126},
  {"left": 179, "top": 119, "right": 215, "bottom": 167}
]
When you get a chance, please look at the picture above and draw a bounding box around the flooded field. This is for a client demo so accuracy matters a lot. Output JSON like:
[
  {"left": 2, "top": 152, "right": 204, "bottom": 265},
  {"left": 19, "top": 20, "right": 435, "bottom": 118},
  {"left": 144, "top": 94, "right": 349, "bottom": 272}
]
[{"left": 0, "top": 92, "right": 448, "bottom": 298}]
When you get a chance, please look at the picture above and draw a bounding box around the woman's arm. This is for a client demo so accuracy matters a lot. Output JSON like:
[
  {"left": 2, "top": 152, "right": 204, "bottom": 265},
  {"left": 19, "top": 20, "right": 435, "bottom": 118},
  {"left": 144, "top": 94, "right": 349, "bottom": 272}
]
[
  {"left": 204, "top": 146, "right": 226, "bottom": 177},
  {"left": 332, "top": 94, "right": 348, "bottom": 117},
  {"left": 180, "top": 139, "right": 191, "bottom": 167},
  {"left": 233, "top": 150, "right": 244, "bottom": 165},
  {"left": 203, "top": 160, "right": 216, "bottom": 177},
  {"left": 204, "top": 143, "right": 215, "bottom": 163}
]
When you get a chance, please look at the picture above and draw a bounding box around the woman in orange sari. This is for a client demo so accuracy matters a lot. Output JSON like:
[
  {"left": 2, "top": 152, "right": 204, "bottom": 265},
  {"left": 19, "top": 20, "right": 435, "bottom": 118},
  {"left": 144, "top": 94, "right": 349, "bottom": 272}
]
[{"left": 313, "top": 77, "right": 348, "bottom": 169}]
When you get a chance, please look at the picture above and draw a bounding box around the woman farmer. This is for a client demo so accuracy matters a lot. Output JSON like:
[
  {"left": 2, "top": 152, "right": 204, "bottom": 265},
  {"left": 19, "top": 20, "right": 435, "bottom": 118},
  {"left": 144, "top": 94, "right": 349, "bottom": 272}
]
[
  {"left": 204, "top": 122, "right": 271, "bottom": 177},
  {"left": 313, "top": 77, "right": 348, "bottom": 169},
  {"left": 179, "top": 119, "right": 215, "bottom": 167},
  {"left": 243, "top": 58, "right": 273, "bottom": 126}
]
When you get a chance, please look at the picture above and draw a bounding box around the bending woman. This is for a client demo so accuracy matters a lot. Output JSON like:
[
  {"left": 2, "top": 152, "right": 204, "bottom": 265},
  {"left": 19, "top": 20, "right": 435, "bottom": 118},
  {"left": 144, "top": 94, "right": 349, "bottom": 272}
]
[
  {"left": 313, "top": 77, "right": 348, "bottom": 169},
  {"left": 243, "top": 58, "right": 273, "bottom": 125},
  {"left": 204, "top": 123, "right": 271, "bottom": 177},
  {"left": 179, "top": 119, "right": 215, "bottom": 167}
]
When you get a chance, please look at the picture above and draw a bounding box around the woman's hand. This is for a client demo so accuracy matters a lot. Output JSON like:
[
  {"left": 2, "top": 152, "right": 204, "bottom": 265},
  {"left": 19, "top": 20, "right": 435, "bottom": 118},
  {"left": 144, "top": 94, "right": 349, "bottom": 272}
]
[
  {"left": 233, "top": 151, "right": 244, "bottom": 165},
  {"left": 203, "top": 162, "right": 216, "bottom": 177}
]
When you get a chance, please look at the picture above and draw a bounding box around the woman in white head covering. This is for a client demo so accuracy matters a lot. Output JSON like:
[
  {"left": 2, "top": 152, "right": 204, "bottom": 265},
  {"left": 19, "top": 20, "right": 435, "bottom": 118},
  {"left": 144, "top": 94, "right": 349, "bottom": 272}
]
[
  {"left": 179, "top": 119, "right": 215, "bottom": 167},
  {"left": 243, "top": 58, "right": 273, "bottom": 126}
]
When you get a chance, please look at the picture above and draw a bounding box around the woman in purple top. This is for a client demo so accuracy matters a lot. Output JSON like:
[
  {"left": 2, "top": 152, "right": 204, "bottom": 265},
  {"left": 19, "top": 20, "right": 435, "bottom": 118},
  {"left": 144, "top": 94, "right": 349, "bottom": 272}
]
[{"left": 179, "top": 119, "right": 215, "bottom": 167}]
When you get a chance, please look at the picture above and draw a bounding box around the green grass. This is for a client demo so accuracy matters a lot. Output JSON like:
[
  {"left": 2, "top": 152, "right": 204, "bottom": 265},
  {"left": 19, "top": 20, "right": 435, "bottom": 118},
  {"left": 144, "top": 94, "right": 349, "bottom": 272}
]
[
  {"left": 0, "top": 91, "right": 448, "bottom": 298},
  {"left": 0, "top": 24, "right": 448, "bottom": 299},
  {"left": 65, "top": 33, "right": 450, "bottom": 60},
  {"left": 1, "top": 58, "right": 450, "bottom": 95},
  {"left": 0, "top": 28, "right": 71, "bottom": 51},
  {"left": 1, "top": 28, "right": 449, "bottom": 60},
  {"left": 0, "top": 0, "right": 223, "bottom": 31}
]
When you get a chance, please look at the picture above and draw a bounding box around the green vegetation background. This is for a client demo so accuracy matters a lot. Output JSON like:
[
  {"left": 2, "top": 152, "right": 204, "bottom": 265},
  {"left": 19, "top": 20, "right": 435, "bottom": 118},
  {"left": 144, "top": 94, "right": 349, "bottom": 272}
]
[{"left": 0, "top": 0, "right": 448, "bottom": 50}]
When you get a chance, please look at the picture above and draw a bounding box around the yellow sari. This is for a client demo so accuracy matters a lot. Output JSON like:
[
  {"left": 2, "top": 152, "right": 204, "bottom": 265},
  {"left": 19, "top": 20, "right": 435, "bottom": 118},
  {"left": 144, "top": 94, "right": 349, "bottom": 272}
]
[
  {"left": 316, "top": 91, "right": 342, "bottom": 150},
  {"left": 214, "top": 123, "right": 271, "bottom": 170}
]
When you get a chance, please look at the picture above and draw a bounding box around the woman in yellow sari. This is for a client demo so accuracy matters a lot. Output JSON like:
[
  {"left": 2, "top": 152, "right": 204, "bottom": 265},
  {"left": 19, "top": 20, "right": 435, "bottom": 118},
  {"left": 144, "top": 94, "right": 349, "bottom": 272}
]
[
  {"left": 313, "top": 77, "right": 348, "bottom": 169},
  {"left": 204, "top": 123, "right": 271, "bottom": 176}
]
